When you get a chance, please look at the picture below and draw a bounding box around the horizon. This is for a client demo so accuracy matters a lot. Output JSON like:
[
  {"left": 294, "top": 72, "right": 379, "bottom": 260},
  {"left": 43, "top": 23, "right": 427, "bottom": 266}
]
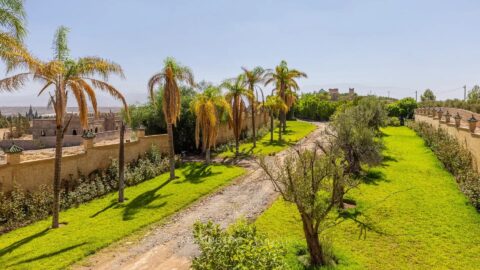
[{"left": 0, "top": 0, "right": 479, "bottom": 105}]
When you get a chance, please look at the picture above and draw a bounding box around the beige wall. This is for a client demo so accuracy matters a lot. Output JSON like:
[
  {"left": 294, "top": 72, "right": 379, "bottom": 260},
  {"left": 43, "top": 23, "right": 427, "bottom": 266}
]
[
  {"left": 0, "top": 113, "right": 269, "bottom": 192},
  {"left": 414, "top": 112, "right": 480, "bottom": 171}
]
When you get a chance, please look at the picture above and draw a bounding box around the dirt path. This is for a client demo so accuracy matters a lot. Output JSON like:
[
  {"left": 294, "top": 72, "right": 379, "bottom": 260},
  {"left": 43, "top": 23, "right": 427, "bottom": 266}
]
[{"left": 76, "top": 122, "right": 326, "bottom": 270}]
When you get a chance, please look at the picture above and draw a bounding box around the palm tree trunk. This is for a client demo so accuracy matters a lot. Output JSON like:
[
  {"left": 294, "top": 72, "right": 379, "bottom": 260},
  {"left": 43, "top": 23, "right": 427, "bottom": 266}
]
[
  {"left": 270, "top": 112, "right": 274, "bottom": 143},
  {"left": 251, "top": 103, "right": 256, "bottom": 148},
  {"left": 278, "top": 120, "right": 282, "bottom": 141},
  {"left": 118, "top": 121, "right": 125, "bottom": 203},
  {"left": 167, "top": 122, "right": 176, "bottom": 180},
  {"left": 52, "top": 125, "right": 63, "bottom": 229},
  {"left": 206, "top": 148, "right": 211, "bottom": 164}
]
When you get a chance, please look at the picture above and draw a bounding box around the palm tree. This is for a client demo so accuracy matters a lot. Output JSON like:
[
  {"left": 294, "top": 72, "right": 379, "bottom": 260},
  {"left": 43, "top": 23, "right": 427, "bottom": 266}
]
[
  {"left": 0, "top": 26, "right": 128, "bottom": 228},
  {"left": 221, "top": 74, "right": 251, "bottom": 156},
  {"left": 191, "top": 86, "right": 231, "bottom": 163},
  {"left": 261, "top": 95, "right": 287, "bottom": 142},
  {"left": 148, "top": 57, "right": 194, "bottom": 179},
  {"left": 265, "top": 60, "right": 307, "bottom": 132},
  {"left": 0, "top": 0, "right": 36, "bottom": 71},
  {"left": 242, "top": 66, "right": 265, "bottom": 148}
]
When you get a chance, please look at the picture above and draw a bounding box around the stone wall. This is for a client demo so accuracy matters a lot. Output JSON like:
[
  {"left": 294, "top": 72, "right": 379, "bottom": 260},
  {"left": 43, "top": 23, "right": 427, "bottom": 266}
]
[
  {"left": 0, "top": 113, "right": 269, "bottom": 192},
  {"left": 414, "top": 108, "right": 480, "bottom": 170}
]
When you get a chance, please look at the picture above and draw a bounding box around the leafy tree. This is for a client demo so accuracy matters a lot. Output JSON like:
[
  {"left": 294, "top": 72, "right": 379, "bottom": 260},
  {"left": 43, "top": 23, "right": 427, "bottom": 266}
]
[
  {"left": 420, "top": 89, "right": 436, "bottom": 103},
  {"left": 191, "top": 86, "right": 231, "bottom": 163},
  {"left": 192, "top": 220, "right": 286, "bottom": 270},
  {"left": 128, "top": 86, "right": 197, "bottom": 153},
  {"left": 242, "top": 66, "right": 265, "bottom": 148},
  {"left": 259, "top": 145, "right": 346, "bottom": 267},
  {"left": 0, "top": 26, "right": 128, "bottom": 228},
  {"left": 467, "top": 85, "right": 480, "bottom": 102},
  {"left": 148, "top": 57, "right": 195, "bottom": 180},
  {"left": 328, "top": 105, "right": 384, "bottom": 207},
  {"left": 353, "top": 97, "right": 387, "bottom": 132},
  {"left": 261, "top": 95, "right": 287, "bottom": 142},
  {"left": 222, "top": 74, "right": 251, "bottom": 156},
  {"left": 265, "top": 60, "right": 307, "bottom": 132}
]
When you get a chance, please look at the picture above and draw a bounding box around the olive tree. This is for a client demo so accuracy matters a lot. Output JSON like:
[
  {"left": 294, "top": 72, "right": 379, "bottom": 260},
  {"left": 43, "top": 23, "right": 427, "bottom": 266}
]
[{"left": 258, "top": 144, "right": 346, "bottom": 267}]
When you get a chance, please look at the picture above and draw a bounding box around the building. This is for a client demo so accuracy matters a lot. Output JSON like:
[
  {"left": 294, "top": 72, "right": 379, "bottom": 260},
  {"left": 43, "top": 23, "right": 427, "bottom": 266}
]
[{"left": 31, "top": 112, "right": 121, "bottom": 139}]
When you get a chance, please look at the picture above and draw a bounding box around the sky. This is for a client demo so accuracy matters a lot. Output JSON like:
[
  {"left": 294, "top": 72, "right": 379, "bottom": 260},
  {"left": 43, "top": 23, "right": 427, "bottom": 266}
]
[{"left": 1, "top": 0, "right": 480, "bottom": 106}]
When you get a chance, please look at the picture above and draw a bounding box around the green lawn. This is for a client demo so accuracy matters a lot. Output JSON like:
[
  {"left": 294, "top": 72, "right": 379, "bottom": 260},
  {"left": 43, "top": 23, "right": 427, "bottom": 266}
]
[
  {"left": 255, "top": 126, "right": 480, "bottom": 269},
  {"left": 0, "top": 163, "right": 245, "bottom": 270},
  {"left": 217, "top": 120, "right": 317, "bottom": 158}
]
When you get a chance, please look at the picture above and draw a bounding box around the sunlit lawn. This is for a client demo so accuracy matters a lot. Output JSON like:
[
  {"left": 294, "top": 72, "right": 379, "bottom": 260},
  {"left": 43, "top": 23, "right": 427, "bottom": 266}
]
[
  {"left": 255, "top": 127, "right": 480, "bottom": 269},
  {"left": 0, "top": 163, "right": 245, "bottom": 270},
  {"left": 217, "top": 120, "right": 316, "bottom": 159}
]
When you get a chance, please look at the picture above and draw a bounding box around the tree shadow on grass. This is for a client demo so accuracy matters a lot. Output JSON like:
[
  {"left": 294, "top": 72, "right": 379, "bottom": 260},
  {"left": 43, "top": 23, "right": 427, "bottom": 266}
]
[
  {"left": 177, "top": 163, "right": 220, "bottom": 184},
  {"left": 362, "top": 170, "right": 389, "bottom": 185},
  {"left": 90, "top": 200, "right": 119, "bottom": 218},
  {"left": 122, "top": 179, "right": 173, "bottom": 221},
  {"left": 380, "top": 155, "right": 398, "bottom": 167},
  {"left": 0, "top": 227, "right": 50, "bottom": 257},
  {"left": 8, "top": 242, "right": 87, "bottom": 267}
]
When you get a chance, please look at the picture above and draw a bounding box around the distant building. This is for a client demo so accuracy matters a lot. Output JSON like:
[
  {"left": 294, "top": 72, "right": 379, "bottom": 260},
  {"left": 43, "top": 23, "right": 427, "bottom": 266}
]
[
  {"left": 328, "top": 88, "right": 340, "bottom": 101},
  {"left": 30, "top": 112, "right": 121, "bottom": 139}
]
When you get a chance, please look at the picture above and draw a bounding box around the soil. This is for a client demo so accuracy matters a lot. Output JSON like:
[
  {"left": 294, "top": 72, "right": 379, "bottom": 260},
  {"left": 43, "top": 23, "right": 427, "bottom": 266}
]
[{"left": 75, "top": 122, "right": 327, "bottom": 270}]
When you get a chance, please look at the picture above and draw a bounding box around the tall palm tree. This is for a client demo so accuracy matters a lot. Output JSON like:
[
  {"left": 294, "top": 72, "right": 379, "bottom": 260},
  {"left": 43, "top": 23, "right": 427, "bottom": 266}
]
[
  {"left": 242, "top": 66, "right": 265, "bottom": 148},
  {"left": 0, "top": 26, "right": 128, "bottom": 228},
  {"left": 0, "top": 0, "right": 36, "bottom": 71},
  {"left": 191, "top": 86, "right": 231, "bottom": 164},
  {"left": 261, "top": 95, "right": 288, "bottom": 142},
  {"left": 221, "top": 74, "right": 251, "bottom": 156},
  {"left": 148, "top": 57, "right": 194, "bottom": 179},
  {"left": 265, "top": 60, "right": 307, "bottom": 132}
]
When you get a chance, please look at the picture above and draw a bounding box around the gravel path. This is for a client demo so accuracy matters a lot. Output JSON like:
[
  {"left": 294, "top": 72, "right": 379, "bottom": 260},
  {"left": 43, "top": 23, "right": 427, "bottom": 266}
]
[{"left": 76, "top": 122, "right": 326, "bottom": 270}]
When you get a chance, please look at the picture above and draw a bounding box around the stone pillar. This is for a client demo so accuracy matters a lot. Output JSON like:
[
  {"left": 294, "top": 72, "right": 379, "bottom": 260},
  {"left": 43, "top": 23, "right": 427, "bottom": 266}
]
[
  {"left": 445, "top": 111, "right": 451, "bottom": 123},
  {"left": 137, "top": 126, "right": 146, "bottom": 138},
  {"left": 437, "top": 108, "right": 443, "bottom": 120},
  {"left": 468, "top": 115, "right": 478, "bottom": 133},
  {"left": 4, "top": 144, "right": 23, "bottom": 164},
  {"left": 82, "top": 130, "right": 96, "bottom": 151},
  {"left": 454, "top": 113, "right": 462, "bottom": 128}
]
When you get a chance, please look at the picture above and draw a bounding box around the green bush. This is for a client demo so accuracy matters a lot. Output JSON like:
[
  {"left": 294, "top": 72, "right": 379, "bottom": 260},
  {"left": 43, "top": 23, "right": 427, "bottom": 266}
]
[
  {"left": 407, "top": 121, "right": 480, "bottom": 209},
  {"left": 387, "top": 117, "right": 401, "bottom": 126},
  {"left": 0, "top": 147, "right": 170, "bottom": 233},
  {"left": 192, "top": 220, "right": 286, "bottom": 270},
  {"left": 294, "top": 92, "right": 345, "bottom": 121}
]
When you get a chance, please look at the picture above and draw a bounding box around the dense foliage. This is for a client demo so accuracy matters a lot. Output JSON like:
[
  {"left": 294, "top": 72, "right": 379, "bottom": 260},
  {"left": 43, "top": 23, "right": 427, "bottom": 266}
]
[
  {"left": 0, "top": 147, "right": 172, "bottom": 233},
  {"left": 294, "top": 91, "right": 346, "bottom": 121},
  {"left": 386, "top": 97, "right": 417, "bottom": 119},
  {"left": 129, "top": 87, "right": 197, "bottom": 153},
  {"left": 407, "top": 121, "right": 480, "bottom": 210},
  {"left": 192, "top": 220, "right": 286, "bottom": 270}
]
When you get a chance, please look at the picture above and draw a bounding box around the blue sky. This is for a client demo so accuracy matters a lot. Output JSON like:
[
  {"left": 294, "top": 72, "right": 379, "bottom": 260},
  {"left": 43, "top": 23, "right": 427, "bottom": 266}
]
[{"left": 1, "top": 0, "right": 480, "bottom": 106}]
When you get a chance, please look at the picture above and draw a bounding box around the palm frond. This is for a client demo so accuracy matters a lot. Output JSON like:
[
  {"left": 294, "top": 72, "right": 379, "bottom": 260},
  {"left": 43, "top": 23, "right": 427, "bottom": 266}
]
[
  {"left": 88, "top": 78, "right": 130, "bottom": 121},
  {"left": 0, "top": 72, "right": 28, "bottom": 92},
  {"left": 53, "top": 26, "right": 69, "bottom": 61}
]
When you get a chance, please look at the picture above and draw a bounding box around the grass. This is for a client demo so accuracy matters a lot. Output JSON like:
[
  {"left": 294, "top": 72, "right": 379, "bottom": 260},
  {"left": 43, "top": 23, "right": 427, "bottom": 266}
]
[
  {"left": 0, "top": 163, "right": 245, "bottom": 270},
  {"left": 217, "top": 120, "right": 317, "bottom": 158},
  {"left": 255, "top": 126, "right": 480, "bottom": 269}
]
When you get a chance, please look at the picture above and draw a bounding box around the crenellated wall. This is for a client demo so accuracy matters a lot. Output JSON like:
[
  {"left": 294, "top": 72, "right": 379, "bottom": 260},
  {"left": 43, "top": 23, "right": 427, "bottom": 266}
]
[
  {"left": 0, "top": 113, "right": 270, "bottom": 192},
  {"left": 414, "top": 108, "right": 480, "bottom": 170}
]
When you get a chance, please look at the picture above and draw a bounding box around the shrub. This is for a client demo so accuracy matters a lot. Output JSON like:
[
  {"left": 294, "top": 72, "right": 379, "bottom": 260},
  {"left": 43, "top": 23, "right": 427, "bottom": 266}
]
[
  {"left": 192, "top": 220, "right": 286, "bottom": 270},
  {"left": 0, "top": 147, "right": 170, "bottom": 233},
  {"left": 407, "top": 121, "right": 480, "bottom": 209},
  {"left": 387, "top": 117, "right": 401, "bottom": 126}
]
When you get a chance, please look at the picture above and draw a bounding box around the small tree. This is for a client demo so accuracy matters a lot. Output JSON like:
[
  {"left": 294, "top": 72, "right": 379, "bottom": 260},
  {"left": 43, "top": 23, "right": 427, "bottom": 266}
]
[
  {"left": 191, "top": 86, "right": 231, "bottom": 163},
  {"left": 261, "top": 95, "right": 287, "bottom": 142},
  {"left": 258, "top": 144, "right": 345, "bottom": 267},
  {"left": 468, "top": 85, "right": 480, "bottom": 103},
  {"left": 328, "top": 107, "right": 383, "bottom": 207},
  {"left": 420, "top": 89, "right": 436, "bottom": 103}
]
